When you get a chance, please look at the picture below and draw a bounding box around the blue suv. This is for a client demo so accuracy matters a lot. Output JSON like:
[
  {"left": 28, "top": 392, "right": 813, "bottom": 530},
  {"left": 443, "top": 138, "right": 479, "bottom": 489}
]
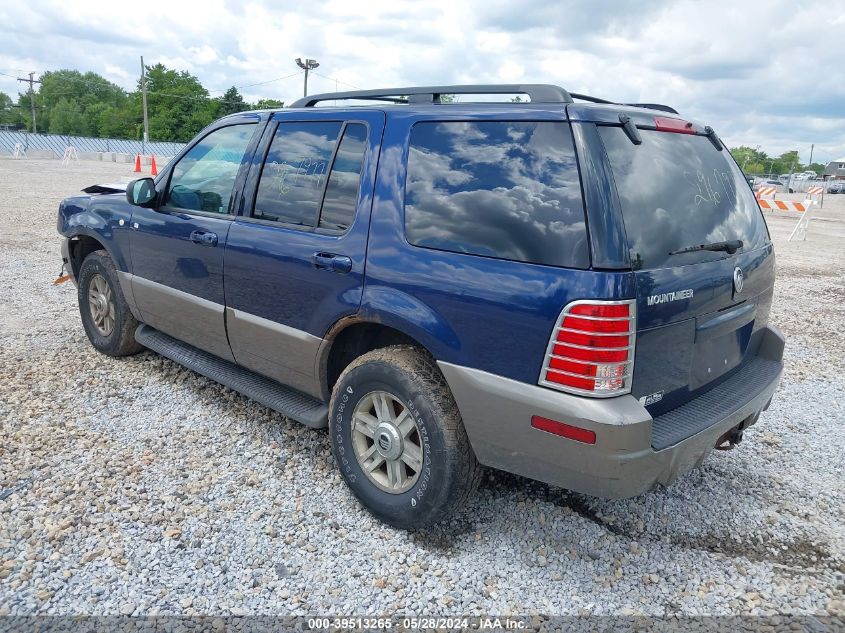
[{"left": 57, "top": 84, "right": 784, "bottom": 529}]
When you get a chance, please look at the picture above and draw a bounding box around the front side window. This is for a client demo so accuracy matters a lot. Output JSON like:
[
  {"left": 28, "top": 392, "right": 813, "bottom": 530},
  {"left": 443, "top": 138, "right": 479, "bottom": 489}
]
[
  {"left": 253, "top": 121, "right": 341, "bottom": 226},
  {"left": 404, "top": 121, "right": 588, "bottom": 268},
  {"left": 165, "top": 124, "right": 256, "bottom": 214}
]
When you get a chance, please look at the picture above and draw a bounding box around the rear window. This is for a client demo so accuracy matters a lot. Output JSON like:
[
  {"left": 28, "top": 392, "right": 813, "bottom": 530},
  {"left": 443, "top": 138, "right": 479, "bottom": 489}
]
[
  {"left": 599, "top": 126, "right": 769, "bottom": 270},
  {"left": 404, "top": 121, "right": 589, "bottom": 269}
]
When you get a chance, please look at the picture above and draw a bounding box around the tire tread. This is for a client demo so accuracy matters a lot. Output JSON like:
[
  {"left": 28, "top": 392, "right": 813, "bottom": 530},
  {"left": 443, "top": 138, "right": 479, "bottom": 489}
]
[{"left": 331, "top": 345, "right": 482, "bottom": 528}]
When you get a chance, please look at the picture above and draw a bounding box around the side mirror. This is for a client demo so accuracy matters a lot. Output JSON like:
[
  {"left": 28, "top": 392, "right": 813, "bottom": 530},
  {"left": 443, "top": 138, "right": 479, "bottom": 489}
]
[{"left": 126, "top": 178, "right": 156, "bottom": 207}]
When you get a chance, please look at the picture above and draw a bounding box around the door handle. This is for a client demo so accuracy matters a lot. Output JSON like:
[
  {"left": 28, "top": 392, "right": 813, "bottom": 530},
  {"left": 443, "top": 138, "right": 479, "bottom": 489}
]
[
  {"left": 190, "top": 230, "right": 218, "bottom": 246},
  {"left": 312, "top": 252, "right": 353, "bottom": 274}
]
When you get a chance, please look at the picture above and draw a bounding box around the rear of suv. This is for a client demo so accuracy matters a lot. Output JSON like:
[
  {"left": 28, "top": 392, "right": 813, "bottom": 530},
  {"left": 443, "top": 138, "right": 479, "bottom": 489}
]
[{"left": 57, "top": 84, "right": 784, "bottom": 529}]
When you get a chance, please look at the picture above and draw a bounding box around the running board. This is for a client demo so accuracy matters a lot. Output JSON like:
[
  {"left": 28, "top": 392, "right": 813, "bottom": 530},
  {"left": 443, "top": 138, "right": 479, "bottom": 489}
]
[{"left": 135, "top": 325, "right": 328, "bottom": 429}]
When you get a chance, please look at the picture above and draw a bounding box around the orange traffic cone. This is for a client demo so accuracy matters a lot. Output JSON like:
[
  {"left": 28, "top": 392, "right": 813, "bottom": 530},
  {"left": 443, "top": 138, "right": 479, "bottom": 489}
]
[
  {"left": 133, "top": 154, "right": 141, "bottom": 173},
  {"left": 150, "top": 155, "right": 158, "bottom": 177}
]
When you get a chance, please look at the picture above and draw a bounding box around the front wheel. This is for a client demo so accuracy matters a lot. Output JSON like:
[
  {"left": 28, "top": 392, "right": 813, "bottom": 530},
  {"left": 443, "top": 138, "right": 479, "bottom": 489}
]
[
  {"left": 77, "top": 250, "right": 143, "bottom": 357},
  {"left": 329, "top": 346, "right": 481, "bottom": 530}
]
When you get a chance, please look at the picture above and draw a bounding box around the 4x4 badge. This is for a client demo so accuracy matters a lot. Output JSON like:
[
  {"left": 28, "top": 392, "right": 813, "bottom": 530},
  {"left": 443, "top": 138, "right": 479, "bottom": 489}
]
[{"left": 733, "top": 267, "right": 744, "bottom": 294}]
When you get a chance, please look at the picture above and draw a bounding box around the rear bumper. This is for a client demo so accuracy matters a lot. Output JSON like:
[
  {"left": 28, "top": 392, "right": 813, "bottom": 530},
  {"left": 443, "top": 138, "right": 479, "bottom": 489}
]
[{"left": 438, "top": 325, "right": 784, "bottom": 499}]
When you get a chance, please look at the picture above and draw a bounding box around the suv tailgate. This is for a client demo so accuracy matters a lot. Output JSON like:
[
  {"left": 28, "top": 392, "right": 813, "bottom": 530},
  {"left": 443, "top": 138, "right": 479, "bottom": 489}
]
[{"left": 598, "top": 123, "right": 775, "bottom": 416}]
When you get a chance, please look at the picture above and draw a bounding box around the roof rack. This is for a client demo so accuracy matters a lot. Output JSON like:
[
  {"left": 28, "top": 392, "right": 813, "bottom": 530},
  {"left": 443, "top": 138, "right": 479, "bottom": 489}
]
[
  {"left": 624, "top": 102, "right": 679, "bottom": 114},
  {"left": 288, "top": 84, "right": 678, "bottom": 114},
  {"left": 571, "top": 93, "right": 678, "bottom": 113},
  {"left": 290, "top": 84, "right": 573, "bottom": 108}
]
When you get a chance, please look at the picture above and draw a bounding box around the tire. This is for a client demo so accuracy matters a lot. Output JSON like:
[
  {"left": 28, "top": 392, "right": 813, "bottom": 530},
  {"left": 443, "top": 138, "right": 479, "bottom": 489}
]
[
  {"left": 329, "top": 345, "right": 481, "bottom": 530},
  {"left": 77, "top": 249, "right": 144, "bottom": 357}
]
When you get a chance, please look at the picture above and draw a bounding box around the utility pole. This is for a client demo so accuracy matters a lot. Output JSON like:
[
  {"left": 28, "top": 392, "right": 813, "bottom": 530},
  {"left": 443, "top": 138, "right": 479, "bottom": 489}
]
[
  {"left": 17, "top": 72, "right": 41, "bottom": 133},
  {"left": 140, "top": 56, "right": 149, "bottom": 155},
  {"left": 808, "top": 143, "right": 814, "bottom": 167},
  {"left": 295, "top": 58, "right": 319, "bottom": 97}
]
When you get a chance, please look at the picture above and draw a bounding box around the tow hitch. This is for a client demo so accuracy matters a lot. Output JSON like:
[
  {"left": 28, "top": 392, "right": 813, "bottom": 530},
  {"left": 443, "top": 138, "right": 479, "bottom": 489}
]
[{"left": 715, "top": 426, "right": 744, "bottom": 451}]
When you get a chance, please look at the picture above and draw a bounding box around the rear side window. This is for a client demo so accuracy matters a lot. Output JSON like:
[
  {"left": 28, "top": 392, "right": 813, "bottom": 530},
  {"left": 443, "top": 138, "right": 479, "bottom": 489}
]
[
  {"left": 319, "top": 123, "right": 367, "bottom": 232},
  {"left": 253, "top": 121, "right": 367, "bottom": 232},
  {"left": 599, "top": 126, "right": 769, "bottom": 270},
  {"left": 404, "top": 121, "right": 589, "bottom": 269}
]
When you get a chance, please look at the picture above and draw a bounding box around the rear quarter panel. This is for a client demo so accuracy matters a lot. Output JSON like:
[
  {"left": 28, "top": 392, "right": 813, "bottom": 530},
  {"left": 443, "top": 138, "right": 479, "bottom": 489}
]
[{"left": 364, "top": 110, "right": 636, "bottom": 383}]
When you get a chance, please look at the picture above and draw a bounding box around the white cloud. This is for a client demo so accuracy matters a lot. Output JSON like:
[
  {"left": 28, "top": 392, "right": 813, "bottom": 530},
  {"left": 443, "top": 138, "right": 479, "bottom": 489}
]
[{"left": 0, "top": 0, "right": 842, "bottom": 161}]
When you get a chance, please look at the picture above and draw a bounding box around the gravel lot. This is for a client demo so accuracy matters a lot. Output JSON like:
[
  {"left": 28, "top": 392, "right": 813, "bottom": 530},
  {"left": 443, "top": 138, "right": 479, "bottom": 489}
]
[{"left": 0, "top": 158, "right": 843, "bottom": 618}]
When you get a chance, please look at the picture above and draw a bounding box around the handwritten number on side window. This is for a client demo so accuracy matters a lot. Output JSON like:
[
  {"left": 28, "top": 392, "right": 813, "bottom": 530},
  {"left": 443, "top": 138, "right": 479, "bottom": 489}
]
[{"left": 267, "top": 157, "right": 329, "bottom": 197}]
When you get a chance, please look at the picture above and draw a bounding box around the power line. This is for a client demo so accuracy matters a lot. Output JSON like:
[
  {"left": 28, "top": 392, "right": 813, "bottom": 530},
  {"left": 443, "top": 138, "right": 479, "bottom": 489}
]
[
  {"left": 311, "top": 71, "right": 361, "bottom": 90},
  {"left": 210, "top": 71, "right": 303, "bottom": 93}
]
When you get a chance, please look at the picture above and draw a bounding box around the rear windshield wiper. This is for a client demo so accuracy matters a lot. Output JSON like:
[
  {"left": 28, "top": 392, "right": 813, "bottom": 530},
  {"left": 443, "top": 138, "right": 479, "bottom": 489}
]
[{"left": 669, "top": 239, "right": 743, "bottom": 256}]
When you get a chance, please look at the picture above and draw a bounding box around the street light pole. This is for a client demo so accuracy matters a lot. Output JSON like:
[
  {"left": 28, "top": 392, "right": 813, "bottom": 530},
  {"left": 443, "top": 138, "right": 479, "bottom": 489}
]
[{"left": 295, "top": 58, "right": 320, "bottom": 97}]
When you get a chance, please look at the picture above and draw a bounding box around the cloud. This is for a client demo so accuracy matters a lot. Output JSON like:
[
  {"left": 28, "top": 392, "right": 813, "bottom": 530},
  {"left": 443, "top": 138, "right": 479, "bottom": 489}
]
[{"left": 0, "top": 0, "right": 843, "bottom": 161}]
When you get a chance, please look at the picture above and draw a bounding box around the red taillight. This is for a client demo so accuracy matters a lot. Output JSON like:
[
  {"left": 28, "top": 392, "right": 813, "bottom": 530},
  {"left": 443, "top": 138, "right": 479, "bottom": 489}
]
[
  {"left": 531, "top": 415, "right": 596, "bottom": 444},
  {"left": 552, "top": 344, "right": 628, "bottom": 363},
  {"left": 569, "top": 303, "right": 629, "bottom": 318},
  {"left": 539, "top": 300, "right": 636, "bottom": 397},
  {"left": 654, "top": 116, "right": 696, "bottom": 135},
  {"left": 562, "top": 316, "right": 630, "bottom": 333},
  {"left": 556, "top": 330, "right": 629, "bottom": 348}
]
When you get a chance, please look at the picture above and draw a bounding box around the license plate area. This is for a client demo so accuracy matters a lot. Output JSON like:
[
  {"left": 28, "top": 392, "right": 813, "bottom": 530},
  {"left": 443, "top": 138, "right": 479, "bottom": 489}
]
[{"left": 690, "top": 320, "right": 753, "bottom": 390}]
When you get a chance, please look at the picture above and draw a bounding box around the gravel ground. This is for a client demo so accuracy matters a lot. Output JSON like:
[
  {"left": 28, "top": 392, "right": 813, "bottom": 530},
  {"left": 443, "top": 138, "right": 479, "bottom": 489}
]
[{"left": 0, "top": 158, "right": 843, "bottom": 617}]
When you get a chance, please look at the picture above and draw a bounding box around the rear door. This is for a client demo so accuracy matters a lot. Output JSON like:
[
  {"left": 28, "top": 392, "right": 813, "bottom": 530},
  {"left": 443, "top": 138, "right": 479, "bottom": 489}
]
[
  {"left": 130, "top": 119, "right": 261, "bottom": 361},
  {"left": 223, "top": 110, "right": 385, "bottom": 398},
  {"left": 597, "top": 121, "right": 774, "bottom": 415}
]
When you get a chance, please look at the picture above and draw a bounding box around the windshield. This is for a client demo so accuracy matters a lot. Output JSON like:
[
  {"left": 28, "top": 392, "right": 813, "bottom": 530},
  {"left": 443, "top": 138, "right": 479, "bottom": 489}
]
[{"left": 599, "top": 126, "right": 769, "bottom": 270}]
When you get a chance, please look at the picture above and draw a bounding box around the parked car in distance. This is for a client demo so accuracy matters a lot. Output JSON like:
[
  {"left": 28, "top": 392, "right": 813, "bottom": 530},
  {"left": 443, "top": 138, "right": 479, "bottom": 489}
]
[
  {"left": 827, "top": 181, "right": 844, "bottom": 194},
  {"left": 57, "top": 84, "right": 784, "bottom": 529}
]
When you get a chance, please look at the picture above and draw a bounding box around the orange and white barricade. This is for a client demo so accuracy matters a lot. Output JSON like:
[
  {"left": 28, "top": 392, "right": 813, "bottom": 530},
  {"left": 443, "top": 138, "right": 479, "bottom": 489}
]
[
  {"left": 756, "top": 198, "right": 810, "bottom": 213},
  {"left": 755, "top": 187, "right": 817, "bottom": 241}
]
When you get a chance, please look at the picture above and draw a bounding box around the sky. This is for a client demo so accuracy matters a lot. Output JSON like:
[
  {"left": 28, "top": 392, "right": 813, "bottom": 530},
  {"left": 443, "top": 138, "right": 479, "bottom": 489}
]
[{"left": 1, "top": 0, "right": 844, "bottom": 163}]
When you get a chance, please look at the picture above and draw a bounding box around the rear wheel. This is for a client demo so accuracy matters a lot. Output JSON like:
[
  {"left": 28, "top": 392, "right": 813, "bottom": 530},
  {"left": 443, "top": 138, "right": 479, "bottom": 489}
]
[
  {"left": 77, "top": 250, "right": 143, "bottom": 357},
  {"left": 329, "top": 346, "right": 481, "bottom": 530}
]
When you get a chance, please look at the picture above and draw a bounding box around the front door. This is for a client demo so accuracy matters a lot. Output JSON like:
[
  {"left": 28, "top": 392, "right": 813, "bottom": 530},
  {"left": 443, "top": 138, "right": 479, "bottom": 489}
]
[
  {"left": 130, "top": 119, "right": 261, "bottom": 361},
  {"left": 224, "top": 111, "right": 385, "bottom": 397}
]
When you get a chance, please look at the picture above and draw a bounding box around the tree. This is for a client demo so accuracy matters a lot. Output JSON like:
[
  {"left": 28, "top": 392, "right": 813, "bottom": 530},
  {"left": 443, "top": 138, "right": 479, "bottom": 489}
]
[
  {"left": 48, "top": 98, "right": 89, "bottom": 135},
  {"left": 142, "top": 63, "right": 218, "bottom": 142},
  {"left": 217, "top": 86, "right": 247, "bottom": 116},
  {"left": 0, "top": 91, "right": 18, "bottom": 126},
  {"left": 778, "top": 150, "right": 800, "bottom": 172},
  {"left": 36, "top": 69, "right": 129, "bottom": 135},
  {"left": 254, "top": 98, "right": 285, "bottom": 109}
]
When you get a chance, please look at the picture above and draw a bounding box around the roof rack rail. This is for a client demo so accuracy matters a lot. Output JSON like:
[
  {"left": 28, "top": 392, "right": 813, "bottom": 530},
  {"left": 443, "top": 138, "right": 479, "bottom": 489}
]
[
  {"left": 569, "top": 92, "right": 614, "bottom": 105},
  {"left": 570, "top": 92, "right": 678, "bottom": 114},
  {"left": 289, "top": 84, "right": 573, "bottom": 108},
  {"left": 624, "top": 102, "right": 679, "bottom": 114}
]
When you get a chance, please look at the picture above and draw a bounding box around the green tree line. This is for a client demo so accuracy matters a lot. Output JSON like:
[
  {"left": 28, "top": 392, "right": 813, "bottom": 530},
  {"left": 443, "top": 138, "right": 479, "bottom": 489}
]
[
  {"left": 0, "top": 68, "right": 828, "bottom": 171},
  {"left": 730, "top": 146, "right": 825, "bottom": 177},
  {"left": 0, "top": 65, "right": 284, "bottom": 143}
]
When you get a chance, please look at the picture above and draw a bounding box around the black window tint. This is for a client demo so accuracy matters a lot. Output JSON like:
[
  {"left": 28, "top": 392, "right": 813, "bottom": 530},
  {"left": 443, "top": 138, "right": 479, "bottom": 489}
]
[
  {"left": 319, "top": 123, "right": 367, "bottom": 233},
  {"left": 404, "top": 121, "right": 588, "bottom": 268},
  {"left": 254, "top": 121, "right": 341, "bottom": 226},
  {"left": 165, "top": 124, "right": 256, "bottom": 214},
  {"left": 599, "top": 126, "right": 770, "bottom": 270}
]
